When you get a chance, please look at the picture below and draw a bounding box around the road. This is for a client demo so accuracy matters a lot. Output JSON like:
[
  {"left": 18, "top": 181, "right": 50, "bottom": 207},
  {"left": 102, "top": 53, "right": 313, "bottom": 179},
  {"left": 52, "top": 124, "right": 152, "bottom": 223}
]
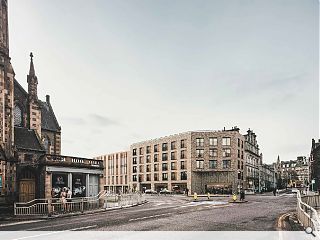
[{"left": 0, "top": 193, "right": 297, "bottom": 231}]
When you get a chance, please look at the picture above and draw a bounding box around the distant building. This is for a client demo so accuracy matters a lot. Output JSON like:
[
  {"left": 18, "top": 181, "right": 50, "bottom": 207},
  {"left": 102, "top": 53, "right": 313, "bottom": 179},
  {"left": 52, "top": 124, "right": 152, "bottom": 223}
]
[
  {"left": 95, "top": 151, "right": 129, "bottom": 193},
  {"left": 310, "top": 139, "right": 320, "bottom": 191},
  {"left": 243, "top": 129, "right": 262, "bottom": 191}
]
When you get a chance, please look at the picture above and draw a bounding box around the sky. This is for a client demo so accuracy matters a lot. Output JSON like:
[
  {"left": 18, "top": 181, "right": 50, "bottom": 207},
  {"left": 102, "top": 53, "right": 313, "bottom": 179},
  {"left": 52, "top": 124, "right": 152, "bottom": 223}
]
[{"left": 8, "top": 0, "right": 319, "bottom": 163}]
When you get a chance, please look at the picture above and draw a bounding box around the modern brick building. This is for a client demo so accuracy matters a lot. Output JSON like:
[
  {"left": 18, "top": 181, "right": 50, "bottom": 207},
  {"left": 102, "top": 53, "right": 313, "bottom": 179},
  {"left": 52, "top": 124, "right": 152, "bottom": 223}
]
[
  {"left": 129, "top": 127, "right": 245, "bottom": 194},
  {"left": 95, "top": 151, "right": 129, "bottom": 193}
]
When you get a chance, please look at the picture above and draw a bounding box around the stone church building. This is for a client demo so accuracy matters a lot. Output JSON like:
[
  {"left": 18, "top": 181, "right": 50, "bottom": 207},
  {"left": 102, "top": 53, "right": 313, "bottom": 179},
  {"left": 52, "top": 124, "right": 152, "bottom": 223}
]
[{"left": 0, "top": 0, "right": 103, "bottom": 204}]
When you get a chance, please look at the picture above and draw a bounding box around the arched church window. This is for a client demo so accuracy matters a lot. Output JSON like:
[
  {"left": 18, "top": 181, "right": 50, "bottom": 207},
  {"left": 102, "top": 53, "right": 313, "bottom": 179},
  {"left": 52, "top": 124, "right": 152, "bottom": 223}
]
[
  {"left": 43, "top": 137, "right": 50, "bottom": 152},
  {"left": 14, "top": 105, "right": 22, "bottom": 126}
]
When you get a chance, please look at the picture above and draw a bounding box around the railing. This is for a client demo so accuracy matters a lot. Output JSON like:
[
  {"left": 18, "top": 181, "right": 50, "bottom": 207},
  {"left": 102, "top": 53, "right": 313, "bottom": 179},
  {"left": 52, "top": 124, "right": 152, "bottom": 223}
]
[
  {"left": 14, "top": 191, "right": 106, "bottom": 216},
  {"left": 44, "top": 154, "right": 103, "bottom": 168},
  {"left": 14, "top": 192, "right": 146, "bottom": 216},
  {"left": 297, "top": 191, "right": 320, "bottom": 236},
  {"left": 104, "top": 193, "right": 146, "bottom": 208}
]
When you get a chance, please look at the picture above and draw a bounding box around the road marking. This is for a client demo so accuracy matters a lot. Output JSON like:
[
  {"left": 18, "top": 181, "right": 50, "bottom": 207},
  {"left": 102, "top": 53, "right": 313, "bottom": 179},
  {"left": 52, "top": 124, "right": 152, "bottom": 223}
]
[
  {"left": 128, "top": 212, "right": 172, "bottom": 222},
  {"left": 68, "top": 225, "right": 98, "bottom": 231},
  {"left": 10, "top": 231, "right": 63, "bottom": 240},
  {"left": 0, "top": 220, "right": 44, "bottom": 227},
  {"left": 22, "top": 222, "right": 77, "bottom": 231}
]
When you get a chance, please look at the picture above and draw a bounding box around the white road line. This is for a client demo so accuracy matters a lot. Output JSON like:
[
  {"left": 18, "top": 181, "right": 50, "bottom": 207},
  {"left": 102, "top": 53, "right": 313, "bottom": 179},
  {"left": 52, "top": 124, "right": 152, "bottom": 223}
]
[
  {"left": 0, "top": 220, "right": 44, "bottom": 227},
  {"left": 10, "top": 231, "right": 63, "bottom": 240},
  {"left": 128, "top": 212, "right": 172, "bottom": 222},
  {"left": 68, "top": 225, "right": 97, "bottom": 231},
  {"left": 22, "top": 222, "right": 77, "bottom": 231}
]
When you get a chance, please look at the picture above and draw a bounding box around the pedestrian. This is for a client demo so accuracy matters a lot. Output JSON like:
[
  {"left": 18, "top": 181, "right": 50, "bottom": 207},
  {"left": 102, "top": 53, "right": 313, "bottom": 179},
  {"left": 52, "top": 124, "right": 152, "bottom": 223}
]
[
  {"left": 185, "top": 188, "right": 189, "bottom": 196},
  {"left": 273, "top": 188, "right": 276, "bottom": 196},
  {"left": 66, "top": 188, "right": 72, "bottom": 212},
  {"left": 240, "top": 189, "right": 245, "bottom": 201},
  {"left": 60, "top": 187, "right": 67, "bottom": 213}
]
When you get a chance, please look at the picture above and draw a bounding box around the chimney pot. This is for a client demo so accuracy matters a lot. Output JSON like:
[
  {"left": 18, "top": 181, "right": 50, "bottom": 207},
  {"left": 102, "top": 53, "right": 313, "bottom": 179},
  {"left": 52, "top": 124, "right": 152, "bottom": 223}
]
[{"left": 46, "top": 95, "right": 50, "bottom": 103}]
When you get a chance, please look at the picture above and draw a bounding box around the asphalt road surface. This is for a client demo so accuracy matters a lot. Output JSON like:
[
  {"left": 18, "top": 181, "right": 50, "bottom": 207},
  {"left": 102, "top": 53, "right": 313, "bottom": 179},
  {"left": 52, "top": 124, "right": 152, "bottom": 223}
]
[{"left": 0, "top": 193, "right": 297, "bottom": 231}]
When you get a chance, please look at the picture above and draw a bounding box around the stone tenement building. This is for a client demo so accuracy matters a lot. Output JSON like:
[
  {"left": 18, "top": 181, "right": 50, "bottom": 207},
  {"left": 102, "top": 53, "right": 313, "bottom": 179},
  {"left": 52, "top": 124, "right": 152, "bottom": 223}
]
[
  {"left": 95, "top": 151, "right": 129, "bottom": 193},
  {"left": 275, "top": 156, "right": 309, "bottom": 188},
  {"left": 129, "top": 127, "right": 245, "bottom": 194},
  {"left": 0, "top": 1, "right": 103, "bottom": 203},
  {"left": 310, "top": 139, "right": 320, "bottom": 191},
  {"left": 243, "top": 129, "right": 262, "bottom": 191}
]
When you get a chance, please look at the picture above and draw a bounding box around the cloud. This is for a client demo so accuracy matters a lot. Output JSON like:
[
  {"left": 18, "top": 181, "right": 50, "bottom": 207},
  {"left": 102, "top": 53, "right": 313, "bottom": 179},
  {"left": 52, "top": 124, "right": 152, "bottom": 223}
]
[
  {"left": 61, "top": 117, "right": 86, "bottom": 125},
  {"left": 89, "top": 114, "right": 120, "bottom": 127}
]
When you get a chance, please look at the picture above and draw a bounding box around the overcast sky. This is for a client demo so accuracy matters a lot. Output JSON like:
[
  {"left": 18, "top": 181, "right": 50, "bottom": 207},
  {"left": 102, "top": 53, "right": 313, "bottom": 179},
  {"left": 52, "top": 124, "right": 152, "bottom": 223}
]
[{"left": 9, "top": 0, "right": 319, "bottom": 163}]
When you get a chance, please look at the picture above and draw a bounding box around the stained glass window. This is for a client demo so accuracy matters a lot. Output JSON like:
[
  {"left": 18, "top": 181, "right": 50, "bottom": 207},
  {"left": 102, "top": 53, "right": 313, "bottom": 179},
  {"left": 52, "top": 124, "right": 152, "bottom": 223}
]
[{"left": 14, "top": 105, "right": 22, "bottom": 126}]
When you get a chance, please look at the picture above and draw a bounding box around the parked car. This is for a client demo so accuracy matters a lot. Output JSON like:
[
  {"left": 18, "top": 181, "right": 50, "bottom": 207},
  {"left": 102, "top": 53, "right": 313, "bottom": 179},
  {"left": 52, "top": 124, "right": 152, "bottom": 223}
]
[
  {"left": 159, "top": 189, "right": 172, "bottom": 194},
  {"left": 145, "top": 189, "right": 157, "bottom": 194},
  {"left": 244, "top": 189, "right": 255, "bottom": 195}
]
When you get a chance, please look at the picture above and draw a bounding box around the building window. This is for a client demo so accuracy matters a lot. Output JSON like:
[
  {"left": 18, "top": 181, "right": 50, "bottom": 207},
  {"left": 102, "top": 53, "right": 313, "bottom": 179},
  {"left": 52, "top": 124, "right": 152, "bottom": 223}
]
[
  {"left": 196, "top": 160, "right": 204, "bottom": 169},
  {"left": 209, "top": 149, "right": 218, "bottom": 157},
  {"left": 154, "top": 144, "right": 159, "bottom": 152},
  {"left": 171, "top": 172, "right": 176, "bottom": 180},
  {"left": 180, "top": 150, "right": 186, "bottom": 159},
  {"left": 196, "top": 138, "right": 204, "bottom": 147},
  {"left": 171, "top": 162, "right": 177, "bottom": 170},
  {"left": 139, "top": 165, "right": 144, "bottom": 173},
  {"left": 133, "top": 175, "right": 137, "bottom": 182},
  {"left": 196, "top": 149, "right": 204, "bottom": 158},
  {"left": 222, "top": 137, "right": 231, "bottom": 146},
  {"left": 162, "top": 173, "right": 168, "bottom": 181},
  {"left": 146, "top": 155, "right": 151, "bottom": 163},
  {"left": 139, "top": 156, "right": 144, "bottom": 164},
  {"left": 139, "top": 175, "right": 143, "bottom": 182},
  {"left": 154, "top": 154, "right": 159, "bottom": 162},
  {"left": 154, "top": 173, "right": 159, "bottom": 181},
  {"left": 171, "top": 141, "right": 176, "bottom": 150},
  {"left": 209, "top": 137, "right": 217, "bottom": 146},
  {"left": 133, "top": 166, "right": 137, "bottom": 173},
  {"left": 154, "top": 164, "right": 159, "bottom": 172},
  {"left": 171, "top": 152, "right": 176, "bottom": 160},
  {"left": 222, "top": 148, "right": 231, "bottom": 157},
  {"left": 146, "top": 174, "right": 151, "bottom": 181},
  {"left": 14, "top": 105, "right": 23, "bottom": 126},
  {"left": 146, "top": 165, "right": 151, "bottom": 172},
  {"left": 209, "top": 160, "right": 217, "bottom": 169},
  {"left": 43, "top": 137, "right": 50, "bottom": 152},
  {"left": 162, "top": 153, "right": 168, "bottom": 161},
  {"left": 238, "top": 150, "right": 240, "bottom": 158},
  {"left": 241, "top": 151, "right": 244, "bottom": 159},
  {"left": 133, "top": 149, "right": 137, "bottom": 156},
  {"left": 223, "top": 160, "right": 231, "bottom": 169},
  {"left": 181, "top": 171, "right": 187, "bottom": 180},
  {"left": 180, "top": 161, "right": 186, "bottom": 170},
  {"left": 162, "top": 163, "right": 168, "bottom": 171},
  {"left": 146, "top": 146, "right": 151, "bottom": 154},
  {"left": 181, "top": 139, "right": 186, "bottom": 148},
  {"left": 162, "top": 143, "right": 168, "bottom": 151},
  {"left": 139, "top": 147, "right": 143, "bottom": 155},
  {"left": 238, "top": 138, "right": 240, "bottom": 147},
  {"left": 133, "top": 157, "right": 137, "bottom": 165}
]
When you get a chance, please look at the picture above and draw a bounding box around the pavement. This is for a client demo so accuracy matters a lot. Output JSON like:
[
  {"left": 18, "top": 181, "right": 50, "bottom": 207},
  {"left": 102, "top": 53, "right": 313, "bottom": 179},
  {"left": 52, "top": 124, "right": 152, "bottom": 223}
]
[{"left": 0, "top": 193, "right": 298, "bottom": 231}]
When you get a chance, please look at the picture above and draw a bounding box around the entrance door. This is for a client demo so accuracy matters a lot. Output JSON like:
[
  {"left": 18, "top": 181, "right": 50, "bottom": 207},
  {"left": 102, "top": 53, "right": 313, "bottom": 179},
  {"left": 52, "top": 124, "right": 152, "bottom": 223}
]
[
  {"left": 19, "top": 169, "right": 36, "bottom": 202},
  {"left": 19, "top": 180, "right": 35, "bottom": 202},
  {"left": 88, "top": 175, "right": 98, "bottom": 197}
]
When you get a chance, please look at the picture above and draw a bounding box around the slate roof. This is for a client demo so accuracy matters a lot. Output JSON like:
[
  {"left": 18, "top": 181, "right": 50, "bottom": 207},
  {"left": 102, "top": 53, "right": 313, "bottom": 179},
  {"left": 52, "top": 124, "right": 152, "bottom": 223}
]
[
  {"left": 14, "top": 127, "right": 44, "bottom": 151},
  {"left": 40, "top": 101, "right": 61, "bottom": 132}
]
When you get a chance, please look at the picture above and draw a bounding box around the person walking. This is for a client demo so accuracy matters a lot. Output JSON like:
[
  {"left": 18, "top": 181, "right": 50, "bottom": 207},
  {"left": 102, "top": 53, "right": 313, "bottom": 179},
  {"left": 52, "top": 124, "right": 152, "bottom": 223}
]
[
  {"left": 66, "top": 188, "right": 72, "bottom": 212},
  {"left": 273, "top": 188, "right": 276, "bottom": 196},
  {"left": 60, "top": 188, "right": 67, "bottom": 213},
  {"left": 240, "top": 189, "right": 245, "bottom": 201}
]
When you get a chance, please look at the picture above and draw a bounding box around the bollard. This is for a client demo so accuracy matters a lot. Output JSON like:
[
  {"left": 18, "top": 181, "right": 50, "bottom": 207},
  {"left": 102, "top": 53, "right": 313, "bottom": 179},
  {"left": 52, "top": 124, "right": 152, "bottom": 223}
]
[
  {"left": 81, "top": 198, "right": 84, "bottom": 213},
  {"left": 48, "top": 199, "right": 52, "bottom": 217},
  {"left": 207, "top": 192, "right": 210, "bottom": 200},
  {"left": 232, "top": 194, "right": 237, "bottom": 202},
  {"left": 194, "top": 192, "right": 198, "bottom": 201}
]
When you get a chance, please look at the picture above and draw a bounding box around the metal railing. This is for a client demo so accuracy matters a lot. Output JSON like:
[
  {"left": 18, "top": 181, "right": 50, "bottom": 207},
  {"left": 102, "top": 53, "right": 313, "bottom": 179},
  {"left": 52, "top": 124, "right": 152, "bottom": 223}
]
[
  {"left": 104, "top": 193, "right": 146, "bottom": 208},
  {"left": 14, "top": 191, "right": 106, "bottom": 216},
  {"left": 297, "top": 191, "right": 320, "bottom": 236}
]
